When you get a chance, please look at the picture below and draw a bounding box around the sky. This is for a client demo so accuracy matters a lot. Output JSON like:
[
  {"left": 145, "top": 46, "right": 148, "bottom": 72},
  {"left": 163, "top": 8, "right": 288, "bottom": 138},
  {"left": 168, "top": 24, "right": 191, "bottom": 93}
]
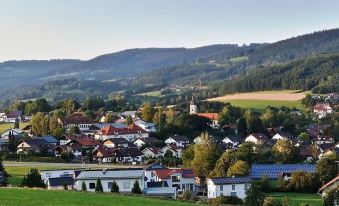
[{"left": 1, "top": 0, "right": 339, "bottom": 61}]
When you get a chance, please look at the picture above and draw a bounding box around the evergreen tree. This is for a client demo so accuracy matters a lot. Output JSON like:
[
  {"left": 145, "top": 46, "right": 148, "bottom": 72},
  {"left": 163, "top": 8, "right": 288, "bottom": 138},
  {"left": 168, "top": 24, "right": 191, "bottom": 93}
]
[
  {"left": 14, "top": 118, "right": 19, "bottom": 129},
  {"left": 237, "top": 117, "right": 247, "bottom": 136},
  {"left": 126, "top": 115, "right": 133, "bottom": 125},
  {"left": 81, "top": 181, "right": 87, "bottom": 191},
  {"left": 95, "top": 178, "right": 103, "bottom": 193},
  {"left": 131, "top": 180, "right": 142, "bottom": 194},
  {"left": 70, "top": 126, "right": 81, "bottom": 134},
  {"left": 110, "top": 181, "right": 119, "bottom": 193},
  {"left": 8, "top": 131, "right": 17, "bottom": 154},
  {"left": 245, "top": 183, "right": 265, "bottom": 206},
  {"left": 22, "top": 168, "right": 46, "bottom": 188},
  {"left": 0, "top": 158, "right": 9, "bottom": 186}
]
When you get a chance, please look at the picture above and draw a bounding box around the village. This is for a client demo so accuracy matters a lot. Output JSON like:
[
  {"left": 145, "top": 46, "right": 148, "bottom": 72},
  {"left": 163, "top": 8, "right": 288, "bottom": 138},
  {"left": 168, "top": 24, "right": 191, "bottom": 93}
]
[{"left": 0, "top": 93, "right": 338, "bottom": 205}]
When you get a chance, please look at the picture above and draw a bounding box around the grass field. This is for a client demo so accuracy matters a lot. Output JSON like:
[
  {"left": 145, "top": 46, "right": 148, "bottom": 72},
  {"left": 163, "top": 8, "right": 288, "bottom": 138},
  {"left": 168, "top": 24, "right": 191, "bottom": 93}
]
[
  {"left": 228, "top": 56, "right": 248, "bottom": 62},
  {"left": 137, "top": 90, "right": 162, "bottom": 97},
  {"left": 208, "top": 90, "right": 306, "bottom": 112},
  {"left": 0, "top": 122, "right": 31, "bottom": 133},
  {"left": 0, "top": 188, "right": 195, "bottom": 206},
  {"left": 6, "top": 166, "right": 80, "bottom": 186},
  {"left": 270, "top": 193, "right": 322, "bottom": 206}
]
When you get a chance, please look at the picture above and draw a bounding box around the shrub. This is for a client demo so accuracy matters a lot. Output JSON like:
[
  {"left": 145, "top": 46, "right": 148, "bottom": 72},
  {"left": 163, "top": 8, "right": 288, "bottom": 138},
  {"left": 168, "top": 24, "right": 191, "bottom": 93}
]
[
  {"left": 81, "top": 181, "right": 87, "bottom": 191},
  {"left": 110, "top": 181, "right": 119, "bottom": 193},
  {"left": 95, "top": 178, "right": 103, "bottom": 193},
  {"left": 21, "top": 168, "right": 46, "bottom": 188},
  {"left": 131, "top": 180, "right": 142, "bottom": 194},
  {"left": 263, "top": 197, "right": 281, "bottom": 206},
  {"left": 182, "top": 190, "right": 192, "bottom": 200},
  {"left": 211, "top": 196, "right": 243, "bottom": 205},
  {"left": 258, "top": 175, "right": 272, "bottom": 193}
]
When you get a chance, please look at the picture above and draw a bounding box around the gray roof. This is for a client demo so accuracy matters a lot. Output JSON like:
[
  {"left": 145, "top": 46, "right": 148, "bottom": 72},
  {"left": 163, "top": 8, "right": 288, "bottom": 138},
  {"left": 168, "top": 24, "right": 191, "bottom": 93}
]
[
  {"left": 48, "top": 177, "right": 74, "bottom": 186},
  {"left": 76, "top": 168, "right": 144, "bottom": 180},
  {"left": 210, "top": 177, "right": 251, "bottom": 185}
]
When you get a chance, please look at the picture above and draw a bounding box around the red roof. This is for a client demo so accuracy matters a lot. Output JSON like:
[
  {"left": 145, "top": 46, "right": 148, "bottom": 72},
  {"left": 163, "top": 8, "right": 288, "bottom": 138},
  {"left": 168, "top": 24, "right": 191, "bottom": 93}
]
[
  {"left": 154, "top": 168, "right": 195, "bottom": 179},
  {"left": 196, "top": 113, "right": 218, "bottom": 120},
  {"left": 319, "top": 175, "right": 339, "bottom": 192},
  {"left": 101, "top": 124, "right": 147, "bottom": 135}
]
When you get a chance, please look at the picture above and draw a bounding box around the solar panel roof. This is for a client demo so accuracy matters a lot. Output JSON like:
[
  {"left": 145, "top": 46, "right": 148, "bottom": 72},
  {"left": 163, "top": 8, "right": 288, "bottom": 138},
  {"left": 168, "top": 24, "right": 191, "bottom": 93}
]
[{"left": 250, "top": 164, "right": 316, "bottom": 179}]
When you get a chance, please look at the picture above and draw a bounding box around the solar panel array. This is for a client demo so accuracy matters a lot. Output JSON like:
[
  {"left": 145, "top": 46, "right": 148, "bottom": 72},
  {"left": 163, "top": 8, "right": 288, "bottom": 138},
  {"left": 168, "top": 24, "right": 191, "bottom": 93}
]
[
  {"left": 211, "top": 177, "right": 251, "bottom": 185},
  {"left": 250, "top": 164, "right": 316, "bottom": 179}
]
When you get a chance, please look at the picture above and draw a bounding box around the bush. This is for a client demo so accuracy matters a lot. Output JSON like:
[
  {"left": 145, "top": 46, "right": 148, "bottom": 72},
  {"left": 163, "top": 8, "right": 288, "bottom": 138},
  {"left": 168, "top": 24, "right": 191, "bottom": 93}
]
[
  {"left": 263, "top": 197, "right": 281, "bottom": 206},
  {"left": 258, "top": 176, "right": 272, "bottom": 193},
  {"left": 211, "top": 196, "right": 243, "bottom": 205},
  {"left": 131, "top": 180, "right": 142, "bottom": 194},
  {"left": 182, "top": 190, "right": 192, "bottom": 200},
  {"left": 21, "top": 168, "right": 46, "bottom": 188},
  {"left": 110, "top": 181, "right": 119, "bottom": 193},
  {"left": 81, "top": 181, "right": 87, "bottom": 191},
  {"left": 95, "top": 178, "right": 103, "bottom": 193}
]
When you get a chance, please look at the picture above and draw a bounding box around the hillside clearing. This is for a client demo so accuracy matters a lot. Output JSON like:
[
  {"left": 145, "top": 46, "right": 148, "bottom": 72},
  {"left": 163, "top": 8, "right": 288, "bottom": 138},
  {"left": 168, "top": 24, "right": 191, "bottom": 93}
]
[
  {"left": 0, "top": 188, "right": 195, "bottom": 206},
  {"left": 137, "top": 90, "right": 162, "bottom": 97}
]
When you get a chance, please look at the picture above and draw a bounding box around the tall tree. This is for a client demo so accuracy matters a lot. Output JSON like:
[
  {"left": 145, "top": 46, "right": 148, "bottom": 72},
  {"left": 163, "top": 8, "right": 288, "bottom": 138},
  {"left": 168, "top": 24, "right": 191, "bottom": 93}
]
[
  {"left": 95, "top": 178, "right": 103, "bottom": 193},
  {"left": 191, "top": 132, "right": 221, "bottom": 176},
  {"left": 237, "top": 117, "right": 247, "bottom": 136},
  {"left": 227, "top": 160, "right": 250, "bottom": 177},
  {"left": 272, "top": 139, "right": 299, "bottom": 163},
  {"left": 153, "top": 108, "right": 166, "bottom": 132},
  {"left": 182, "top": 145, "right": 195, "bottom": 168},
  {"left": 131, "top": 180, "right": 142, "bottom": 194},
  {"left": 22, "top": 168, "right": 45, "bottom": 188},
  {"left": 141, "top": 102, "right": 154, "bottom": 122},
  {"left": 7, "top": 132, "right": 17, "bottom": 154},
  {"left": 126, "top": 115, "right": 133, "bottom": 125},
  {"left": 316, "top": 158, "right": 337, "bottom": 184},
  {"left": 31, "top": 113, "right": 50, "bottom": 136},
  {"left": 210, "top": 151, "right": 235, "bottom": 178}
]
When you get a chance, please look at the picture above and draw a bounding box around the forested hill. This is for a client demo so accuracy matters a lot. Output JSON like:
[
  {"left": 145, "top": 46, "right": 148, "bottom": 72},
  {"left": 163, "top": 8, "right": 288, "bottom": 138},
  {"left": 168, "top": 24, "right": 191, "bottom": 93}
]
[
  {"left": 249, "top": 28, "right": 339, "bottom": 65},
  {"left": 215, "top": 54, "right": 339, "bottom": 95}
]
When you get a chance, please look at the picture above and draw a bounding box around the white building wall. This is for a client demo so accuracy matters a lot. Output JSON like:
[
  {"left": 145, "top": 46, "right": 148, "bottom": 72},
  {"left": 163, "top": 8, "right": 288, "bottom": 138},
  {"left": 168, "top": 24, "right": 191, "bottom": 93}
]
[
  {"left": 40, "top": 170, "right": 75, "bottom": 184},
  {"left": 207, "top": 180, "right": 248, "bottom": 199},
  {"left": 75, "top": 178, "right": 143, "bottom": 193}
]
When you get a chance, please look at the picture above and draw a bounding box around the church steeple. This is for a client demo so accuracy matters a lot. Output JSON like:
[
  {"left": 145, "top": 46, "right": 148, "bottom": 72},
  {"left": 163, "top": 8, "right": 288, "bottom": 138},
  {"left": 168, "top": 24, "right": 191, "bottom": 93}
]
[{"left": 189, "top": 96, "right": 197, "bottom": 114}]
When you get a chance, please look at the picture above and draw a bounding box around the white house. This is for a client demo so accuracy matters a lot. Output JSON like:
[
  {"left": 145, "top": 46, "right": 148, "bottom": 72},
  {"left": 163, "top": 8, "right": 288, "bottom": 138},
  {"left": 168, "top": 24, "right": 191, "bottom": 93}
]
[
  {"left": 165, "top": 135, "right": 191, "bottom": 147},
  {"left": 244, "top": 133, "right": 269, "bottom": 144},
  {"left": 151, "top": 168, "right": 195, "bottom": 192},
  {"left": 207, "top": 177, "right": 251, "bottom": 199},
  {"left": 272, "top": 132, "right": 295, "bottom": 141},
  {"left": 75, "top": 168, "right": 144, "bottom": 193},
  {"left": 161, "top": 144, "right": 184, "bottom": 158},
  {"left": 58, "top": 116, "right": 93, "bottom": 132},
  {"left": 40, "top": 169, "right": 75, "bottom": 184},
  {"left": 133, "top": 137, "right": 158, "bottom": 148},
  {"left": 95, "top": 124, "right": 149, "bottom": 142},
  {"left": 222, "top": 135, "right": 243, "bottom": 148},
  {"left": 134, "top": 120, "right": 156, "bottom": 133},
  {"left": 142, "top": 146, "right": 162, "bottom": 158},
  {"left": 46, "top": 177, "right": 74, "bottom": 190},
  {"left": 313, "top": 103, "right": 333, "bottom": 119}
]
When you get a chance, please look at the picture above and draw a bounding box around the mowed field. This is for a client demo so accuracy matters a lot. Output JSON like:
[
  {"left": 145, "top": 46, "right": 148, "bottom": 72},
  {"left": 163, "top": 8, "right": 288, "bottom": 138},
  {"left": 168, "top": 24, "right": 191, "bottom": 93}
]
[
  {"left": 0, "top": 122, "right": 31, "bottom": 133},
  {"left": 0, "top": 188, "right": 195, "bottom": 206},
  {"left": 270, "top": 193, "right": 322, "bottom": 206},
  {"left": 208, "top": 90, "right": 306, "bottom": 112}
]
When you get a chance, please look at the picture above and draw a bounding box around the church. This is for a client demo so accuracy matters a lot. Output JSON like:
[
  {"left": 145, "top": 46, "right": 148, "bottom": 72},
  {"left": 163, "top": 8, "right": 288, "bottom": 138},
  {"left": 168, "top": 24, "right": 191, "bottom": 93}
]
[{"left": 189, "top": 97, "right": 219, "bottom": 128}]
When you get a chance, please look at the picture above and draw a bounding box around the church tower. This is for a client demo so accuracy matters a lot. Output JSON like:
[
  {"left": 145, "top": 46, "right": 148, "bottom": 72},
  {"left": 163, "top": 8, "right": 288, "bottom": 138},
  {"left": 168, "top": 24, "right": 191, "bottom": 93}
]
[{"left": 189, "top": 96, "right": 198, "bottom": 114}]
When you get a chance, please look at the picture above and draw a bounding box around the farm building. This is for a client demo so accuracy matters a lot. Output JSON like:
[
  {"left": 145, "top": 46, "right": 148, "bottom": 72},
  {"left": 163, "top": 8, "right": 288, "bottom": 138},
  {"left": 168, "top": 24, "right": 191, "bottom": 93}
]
[{"left": 250, "top": 164, "right": 316, "bottom": 179}]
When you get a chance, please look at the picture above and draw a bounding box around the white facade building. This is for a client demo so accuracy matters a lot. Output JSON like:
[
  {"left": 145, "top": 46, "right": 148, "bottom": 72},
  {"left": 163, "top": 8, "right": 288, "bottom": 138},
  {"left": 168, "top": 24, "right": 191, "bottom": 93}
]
[{"left": 207, "top": 177, "right": 251, "bottom": 199}]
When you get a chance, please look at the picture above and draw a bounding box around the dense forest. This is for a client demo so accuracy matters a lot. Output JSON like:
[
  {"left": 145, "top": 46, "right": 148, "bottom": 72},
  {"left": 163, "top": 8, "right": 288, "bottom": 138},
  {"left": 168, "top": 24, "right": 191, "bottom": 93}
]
[{"left": 214, "top": 54, "right": 339, "bottom": 95}]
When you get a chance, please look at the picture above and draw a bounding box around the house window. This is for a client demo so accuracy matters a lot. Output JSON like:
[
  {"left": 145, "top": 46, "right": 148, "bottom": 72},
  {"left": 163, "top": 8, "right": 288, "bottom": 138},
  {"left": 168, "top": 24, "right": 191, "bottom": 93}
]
[
  {"left": 46, "top": 173, "right": 51, "bottom": 178},
  {"left": 151, "top": 172, "right": 154, "bottom": 177},
  {"left": 190, "top": 184, "right": 193, "bottom": 191},
  {"left": 172, "top": 184, "right": 180, "bottom": 189},
  {"left": 89, "top": 183, "right": 95, "bottom": 189},
  {"left": 108, "top": 182, "right": 113, "bottom": 190},
  {"left": 220, "top": 193, "right": 223, "bottom": 196},
  {"left": 123, "top": 182, "right": 130, "bottom": 189},
  {"left": 231, "top": 192, "right": 237, "bottom": 196},
  {"left": 182, "top": 184, "right": 185, "bottom": 190},
  {"left": 232, "top": 185, "right": 235, "bottom": 190},
  {"left": 172, "top": 176, "right": 180, "bottom": 182},
  {"left": 220, "top": 185, "right": 223, "bottom": 191}
]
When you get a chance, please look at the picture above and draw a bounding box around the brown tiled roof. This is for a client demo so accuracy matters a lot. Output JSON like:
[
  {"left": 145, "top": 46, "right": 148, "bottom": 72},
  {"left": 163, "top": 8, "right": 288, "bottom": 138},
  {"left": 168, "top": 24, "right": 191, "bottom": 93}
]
[
  {"left": 154, "top": 168, "right": 194, "bottom": 179},
  {"left": 59, "top": 116, "right": 93, "bottom": 125}
]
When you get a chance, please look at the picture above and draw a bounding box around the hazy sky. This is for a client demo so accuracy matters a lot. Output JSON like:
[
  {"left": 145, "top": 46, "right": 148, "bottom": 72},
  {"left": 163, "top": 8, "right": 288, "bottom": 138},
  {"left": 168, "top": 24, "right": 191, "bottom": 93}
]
[{"left": 1, "top": 0, "right": 339, "bottom": 61}]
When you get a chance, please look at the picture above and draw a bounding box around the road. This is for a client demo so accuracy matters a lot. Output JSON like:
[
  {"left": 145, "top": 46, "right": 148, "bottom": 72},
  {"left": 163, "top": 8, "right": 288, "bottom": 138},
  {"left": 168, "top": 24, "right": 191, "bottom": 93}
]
[{"left": 4, "top": 161, "right": 144, "bottom": 169}]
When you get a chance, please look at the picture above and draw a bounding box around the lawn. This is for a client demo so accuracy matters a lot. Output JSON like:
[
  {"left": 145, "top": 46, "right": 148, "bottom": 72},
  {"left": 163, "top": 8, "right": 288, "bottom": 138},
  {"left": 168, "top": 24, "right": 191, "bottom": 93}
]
[
  {"left": 269, "top": 193, "right": 322, "bottom": 206},
  {"left": 6, "top": 166, "right": 80, "bottom": 186},
  {"left": 228, "top": 56, "right": 249, "bottom": 62},
  {"left": 0, "top": 188, "right": 196, "bottom": 206},
  {"left": 0, "top": 121, "right": 31, "bottom": 133},
  {"left": 137, "top": 90, "right": 162, "bottom": 97},
  {"left": 223, "top": 99, "right": 306, "bottom": 112}
]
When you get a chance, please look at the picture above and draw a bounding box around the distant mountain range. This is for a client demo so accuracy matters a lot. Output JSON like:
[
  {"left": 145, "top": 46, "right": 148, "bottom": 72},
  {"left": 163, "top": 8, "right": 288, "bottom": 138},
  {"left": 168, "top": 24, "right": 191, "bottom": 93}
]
[{"left": 0, "top": 28, "right": 338, "bottom": 103}]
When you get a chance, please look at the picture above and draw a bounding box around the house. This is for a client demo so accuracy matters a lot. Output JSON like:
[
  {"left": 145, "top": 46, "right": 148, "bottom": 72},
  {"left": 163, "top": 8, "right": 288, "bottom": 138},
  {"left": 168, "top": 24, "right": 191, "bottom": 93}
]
[
  {"left": 142, "top": 146, "right": 162, "bottom": 158},
  {"left": 1, "top": 110, "right": 22, "bottom": 123},
  {"left": 313, "top": 103, "right": 333, "bottom": 118},
  {"left": 58, "top": 116, "right": 93, "bottom": 132},
  {"left": 250, "top": 164, "right": 316, "bottom": 179},
  {"left": 272, "top": 132, "right": 296, "bottom": 141},
  {"left": 0, "top": 128, "right": 24, "bottom": 151},
  {"left": 103, "top": 138, "right": 136, "bottom": 149},
  {"left": 161, "top": 144, "right": 184, "bottom": 158},
  {"left": 96, "top": 124, "right": 149, "bottom": 142},
  {"left": 115, "top": 147, "right": 144, "bottom": 163},
  {"left": 75, "top": 168, "right": 144, "bottom": 193},
  {"left": 222, "top": 135, "right": 243, "bottom": 148},
  {"left": 165, "top": 135, "right": 191, "bottom": 147},
  {"left": 41, "top": 136, "right": 59, "bottom": 145},
  {"left": 245, "top": 133, "right": 269, "bottom": 144},
  {"left": 312, "top": 135, "right": 335, "bottom": 145},
  {"left": 207, "top": 177, "right": 251, "bottom": 199},
  {"left": 41, "top": 169, "right": 75, "bottom": 184},
  {"left": 151, "top": 168, "right": 195, "bottom": 192},
  {"left": 92, "top": 146, "right": 114, "bottom": 163},
  {"left": 133, "top": 137, "right": 158, "bottom": 148},
  {"left": 17, "top": 138, "right": 51, "bottom": 154},
  {"left": 298, "top": 145, "right": 314, "bottom": 162},
  {"left": 134, "top": 120, "right": 156, "bottom": 133},
  {"left": 47, "top": 177, "right": 74, "bottom": 190},
  {"left": 119, "top": 111, "right": 138, "bottom": 119},
  {"left": 318, "top": 175, "right": 339, "bottom": 197}
]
